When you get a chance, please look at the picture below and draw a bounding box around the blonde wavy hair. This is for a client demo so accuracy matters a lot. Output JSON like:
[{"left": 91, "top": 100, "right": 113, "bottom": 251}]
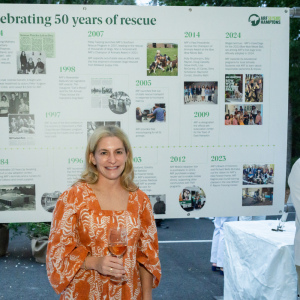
[{"left": 78, "top": 126, "right": 138, "bottom": 192}]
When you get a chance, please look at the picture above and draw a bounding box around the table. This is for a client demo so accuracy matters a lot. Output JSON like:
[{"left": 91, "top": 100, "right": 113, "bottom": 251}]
[{"left": 224, "top": 220, "right": 297, "bottom": 300}]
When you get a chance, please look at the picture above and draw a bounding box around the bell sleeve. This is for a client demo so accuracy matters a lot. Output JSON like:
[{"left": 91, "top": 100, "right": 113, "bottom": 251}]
[
  {"left": 46, "top": 187, "right": 89, "bottom": 294},
  {"left": 136, "top": 192, "right": 161, "bottom": 288}
]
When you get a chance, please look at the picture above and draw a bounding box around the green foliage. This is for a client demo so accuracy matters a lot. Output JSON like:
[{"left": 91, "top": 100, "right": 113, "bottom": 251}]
[
  {"left": 0, "top": 0, "right": 136, "bottom": 4},
  {"left": 8, "top": 222, "right": 51, "bottom": 239}
]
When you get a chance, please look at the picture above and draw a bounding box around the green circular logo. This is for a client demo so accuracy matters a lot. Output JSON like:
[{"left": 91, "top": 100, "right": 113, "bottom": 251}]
[{"left": 248, "top": 14, "right": 260, "bottom": 26}]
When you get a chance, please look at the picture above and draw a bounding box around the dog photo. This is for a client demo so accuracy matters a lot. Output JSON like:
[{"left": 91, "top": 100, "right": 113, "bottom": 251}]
[{"left": 147, "top": 43, "right": 178, "bottom": 76}]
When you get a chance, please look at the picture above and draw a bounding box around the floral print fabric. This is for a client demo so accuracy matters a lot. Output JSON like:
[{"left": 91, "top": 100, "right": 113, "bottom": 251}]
[{"left": 46, "top": 182, "right": 161, "bottom": 299}]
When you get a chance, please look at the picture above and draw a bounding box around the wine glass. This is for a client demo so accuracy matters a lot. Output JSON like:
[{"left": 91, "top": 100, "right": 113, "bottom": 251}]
[{"left": 108, "top": 226, "right": 128, "bottom": 282}]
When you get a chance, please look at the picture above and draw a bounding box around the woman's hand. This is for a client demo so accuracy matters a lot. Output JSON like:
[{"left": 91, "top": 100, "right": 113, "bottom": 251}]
[{"left": 84, "top": 256, "right": 125, "bottom": 278}]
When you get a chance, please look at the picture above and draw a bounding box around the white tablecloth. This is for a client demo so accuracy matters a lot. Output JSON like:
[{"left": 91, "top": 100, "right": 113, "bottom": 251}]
[{"left": 224, "top": 220, "right": 297, "bottom": 300}]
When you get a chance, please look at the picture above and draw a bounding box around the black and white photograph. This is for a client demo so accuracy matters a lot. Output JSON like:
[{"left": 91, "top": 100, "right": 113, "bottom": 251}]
[
  {"left": 41, "top": 191, "right": 61, "bottom": 213},
  {"left": 109, "top": 91, "right": 131, "bottom": 114},
  {"left": 243, "top": 164, "right": 274, "bottom": 185},
  {"left": 225, "top": 104, "right": 263, "bottom": 125},
  {"left": 91, "top": 78, "right": 113, "bottom": 108},
  {"left": 245, "top": 74, "right": 263, "bottom": 102},
  {"left": 0, "top": 185, "right": 36, "bottom": 211},
  {"left": 0, "top": 92, "right": 29, "bottom": 117},
  {"left": 136, "top": 103, "right": 166, "bottom": 123},
  {"left": 8, "top": 115, "right": 35, "bottom": 134},
  {"left": 242, "top": 187, "right": 273, "bottom": 206},
  {"left": 148, "top": 194, "right": 166, "bottom": 215},
  {"left": 87, "top": 121, "right": 121, "bottom": 139},
  {"left": 179, "top": 186, "right": 206, "bottom": 212},
  {"left": 17, "top": 51, "right": 46, "bottom": 74},
  {"left": 9, "top": 114, "right": 35, "bottom": 134},
  {"left": 225, "top": 74, "right": 243, "bottom": 102},
  {"left": 184, "top": 81, "right": 218, "bottom": 105}
]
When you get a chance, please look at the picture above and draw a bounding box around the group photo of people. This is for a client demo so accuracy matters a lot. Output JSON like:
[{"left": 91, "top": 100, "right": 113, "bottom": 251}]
[
  {"left": 108, "top": 91, "right": 131, "bottom": 114},
  {"left": 179, "top": 186, "right": 206, "bottom": 212},
  {"left": 0, "top": 92, "right": 30, "bottom": 117},
  {"left": 225, "top": 104, "right": 263, "bottom": 125},
  {"left": 17, "top": 51, "right": 46, "bottom": 74},
  {"left": 243, "top": 164, "right": 274, "bottom": 185},
  {"left": 242, "top": 187, "right": 273, "bottom": 206},
  {"left": 225, "top": 74, "right": 243, "bottom": 102},
  {"left": 147, "top": 43, "right": 178, "bottom": 76},
  {"left": 136, "top": 103, "right": 166, "bottom": 122},
  {"left": 184, "top": 81, "right": 218, "bottom": 105},
  {"left": 9, "top": 114, "right": 35, "bottom": 134},
  {"left": 245, "top": 74, "right": 263, "bottom": 102}
]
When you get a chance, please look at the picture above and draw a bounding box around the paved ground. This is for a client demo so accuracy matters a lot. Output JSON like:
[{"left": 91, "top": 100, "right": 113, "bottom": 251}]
[{"left": 0, "top": 215, "right": 294, "bottom": 300}]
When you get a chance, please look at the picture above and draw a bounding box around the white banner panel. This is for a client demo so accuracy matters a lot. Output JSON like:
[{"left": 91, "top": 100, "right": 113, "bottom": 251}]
[{"left": 0, "top": 5, "right": 289, "bottom": 222}]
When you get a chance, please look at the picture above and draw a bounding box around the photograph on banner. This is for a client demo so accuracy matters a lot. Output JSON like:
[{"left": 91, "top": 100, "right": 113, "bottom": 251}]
[
  {"left": 147, "top": 43, "right": 178, "bottom": 76},
  {"left": 179, "top": 186, "right": 206, "bottom": 212},
  {"left": 0, "top": 94, "right": 9, "bottom": 117},
  {"left": 91, "top": 78, "right": 113, "bottom": 109},
  {"left": 242, "top": 187, "right": 273, "bottom": 206},
  {"left": 87, "top": 121, "right": 121, "bottom": 140},
  {"left": 17, "top": 51, "right": 46, "bottom": 74},
  {"left": 0, "top": 184, "right": 36, "bottom": 211},
  {"left": 9, "top": 114, "right": 35, "bottom": 134},
  {"left": 41, "top": 191, "right": 61, "bottom": 213},
  {"left": 19, "top": 32, "right": 56, "bottom": 58},
  {"left": 225, "top": 104, "right": 263, "bottom": 125},
  {"left": 243, "top": 164, "right": 274, "bottom": 185},
  {"left": 184, "top": 81, "right": 218, "bottom": 105},
  {"left": 108, "top": 91, "right": 131, "bottom": 114},
  {"left": 245, "top": 74, "right": 263, "bottom": 102},
  {"left": 136, "top": 103, "right": 166, "bottom": 123},
  {"left": 148, "top": 194, "right": 166, "bottom": 215},
  {"left": 225, "top": 74, "right": 243, "bottom": 102},
  {"left": 0, "top": 92, "right": 29, "bottom": 117}
]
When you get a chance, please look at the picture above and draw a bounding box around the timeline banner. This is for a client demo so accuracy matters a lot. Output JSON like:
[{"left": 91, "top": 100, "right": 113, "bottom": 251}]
[{"left": 0, "top": 5, "right": 289, "bottom": 222}]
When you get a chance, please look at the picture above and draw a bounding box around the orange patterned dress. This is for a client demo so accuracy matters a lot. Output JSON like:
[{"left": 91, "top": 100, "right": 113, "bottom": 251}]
[{"left": 46, "top": 182, "right": 161, "bottom": 299}]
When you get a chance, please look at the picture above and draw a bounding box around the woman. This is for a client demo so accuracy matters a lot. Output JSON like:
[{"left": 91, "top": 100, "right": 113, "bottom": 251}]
[
  {"left": 239, "top": 115, "right": 245, "bottom": 125},
  {"left": 20, "top": 51, "right": 27, "bottom": 74},
  {"left": 205, "top": 86, "right": 209, "bottom": 102},
  {"left": 0, "top": 95, "right": 9, "bottom": 117},
  {"left": 225, "top": 114, "right": 231, "bottom": 125},
  {"left": 18, "top": 98, "right": 29, "bottom": 114},
  {"left": 26, "top": 57, "right": 35, "bottom": 73},
  {"left": 232, "top": 115, "right": 238, "bottom": 125},
  {"left": 201, "top": 85, "right": 205, "bottom": 101},
  {"left": 255, "top": 111, "right": 262, "bottom": 125},
  {"left": 243, "top": 111, "right": 249, "bottom": 125},
  {"left": 251, "top": 106, "right": 257, "bottom": 123},
  {"left": 47, "top": 126, "right": 161, "bottom": 299}
]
